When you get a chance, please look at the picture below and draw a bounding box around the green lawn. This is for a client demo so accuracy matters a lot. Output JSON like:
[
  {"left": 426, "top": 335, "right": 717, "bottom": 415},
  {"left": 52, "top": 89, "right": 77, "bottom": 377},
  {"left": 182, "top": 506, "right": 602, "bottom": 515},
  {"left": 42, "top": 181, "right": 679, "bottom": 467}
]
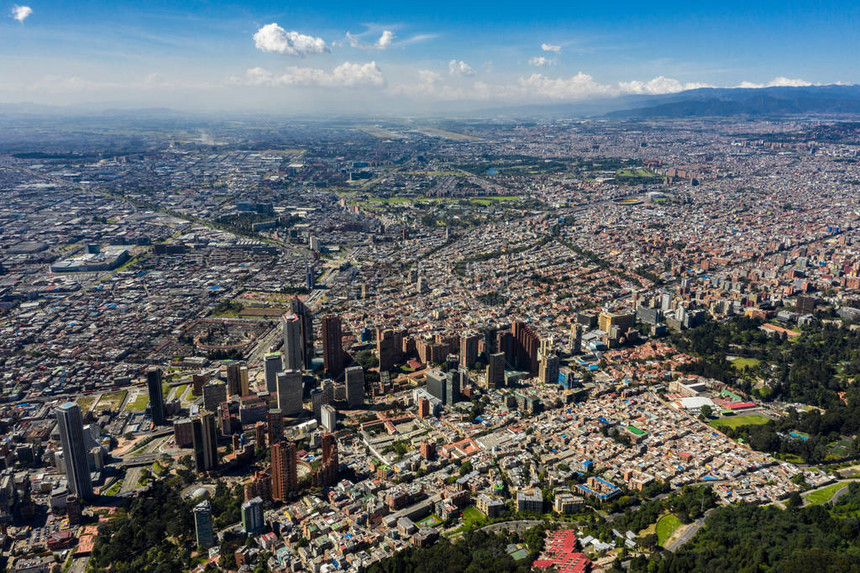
[
  {"left": 732, "top": 357, "right": 761, "bottom": 370},
  {"left": 125, "top": 391, "right": 149, "bottom": 412},
  {"left": 805, "top": 482, "right": 847, "bottom": 506},
  {"left": 656, "top": 514, "right": 683, "bottom": 546},
  {"left": 461, "top": 506, "right": 487, "bottom": 528},
  {"left": 710, "top": 414, "right": 771, "bottom": 429}
]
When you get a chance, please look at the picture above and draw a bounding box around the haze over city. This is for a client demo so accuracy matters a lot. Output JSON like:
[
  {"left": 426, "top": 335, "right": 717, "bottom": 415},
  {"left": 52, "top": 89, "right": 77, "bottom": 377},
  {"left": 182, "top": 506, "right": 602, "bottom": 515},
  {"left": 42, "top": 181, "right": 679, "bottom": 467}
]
[
  {"left": 1, "top": 0, "right": 857, "bottom": 113},
  {"left": 2, "top": 2, "right": 860, "bottom": 573}
]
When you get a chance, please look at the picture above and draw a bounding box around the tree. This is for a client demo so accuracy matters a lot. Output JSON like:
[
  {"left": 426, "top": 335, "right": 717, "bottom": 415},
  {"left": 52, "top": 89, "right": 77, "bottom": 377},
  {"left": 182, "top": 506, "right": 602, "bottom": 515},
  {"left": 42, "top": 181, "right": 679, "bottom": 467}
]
[{"left": 699, "top": 405, "right": 713, "bottom": 419}]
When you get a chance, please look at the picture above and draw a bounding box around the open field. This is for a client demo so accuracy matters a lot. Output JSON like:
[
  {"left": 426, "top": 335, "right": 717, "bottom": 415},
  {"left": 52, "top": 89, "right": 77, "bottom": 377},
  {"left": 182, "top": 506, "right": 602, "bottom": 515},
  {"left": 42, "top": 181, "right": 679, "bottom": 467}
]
[
  {"left": 710, "top": 414, "right": 771, "bottom": 429},
  {"left": 359, "top": 127, "right": 405, "bottom": 140},
  {"left": 805, "top": 482, "right": 847, "bottom": 506},
  {"left": 657, "top": 514, "right": 683, "bottom": 546},
  {"left": 95, "top": 390, "right": 127, "bottom": 412},
  {"left": 731, "top": 357, "right": 762, "bottom": 370},
  {"left": 77, "top": 394, "right": 99, "bottom": 412},
  {"left": 412, "top": 127, "right": 481, "bottom": 141},
  {"left": 125, "top": 389, "right": 149, "bottom": 412}
]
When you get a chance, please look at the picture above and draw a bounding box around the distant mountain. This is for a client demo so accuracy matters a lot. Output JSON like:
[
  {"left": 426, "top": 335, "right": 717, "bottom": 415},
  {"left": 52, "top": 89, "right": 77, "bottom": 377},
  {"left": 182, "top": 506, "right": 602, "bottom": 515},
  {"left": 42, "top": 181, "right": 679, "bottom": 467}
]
[{"left": 605, "top": 84, "right": 860, "bottom": 118}]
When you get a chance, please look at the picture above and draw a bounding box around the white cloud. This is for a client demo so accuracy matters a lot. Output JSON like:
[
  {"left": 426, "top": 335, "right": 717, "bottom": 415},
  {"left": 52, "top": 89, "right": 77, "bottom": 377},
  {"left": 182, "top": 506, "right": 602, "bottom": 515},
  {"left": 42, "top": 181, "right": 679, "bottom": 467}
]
[
  {"left": 541, "top": 43, "right": 561, "bottom": 54},
  {"left": 738, "top": 77, "right": 812, "bottom": 89},
  {"left": 345, "top": 32, "right": 362, "bottom": 48},
  {"left": 448, "top": 59, "right": 475, "bottom": 77},
  {"left": 619, "top": 76, "right": 711, "bottom": 95},
  {"left": 375, "top": 30, "right": 395, "bottom": 49},
  {"left": 528, "top": 56, "right": 555, "bottom": 67},
  {"left": 241, "top": 62, "right": 384, "bottom": 88},
  {"left": 11, "top": 5, "right": 32, "bottom": 22},
  {"left": 417, "top": 70, "right": 441, "bottom": 85},
  {"left": 518, "top": 72, "right": 611, "bottom": 99},
  {"left": 253, "top": 23, "right": 329, "bottom": 57}
]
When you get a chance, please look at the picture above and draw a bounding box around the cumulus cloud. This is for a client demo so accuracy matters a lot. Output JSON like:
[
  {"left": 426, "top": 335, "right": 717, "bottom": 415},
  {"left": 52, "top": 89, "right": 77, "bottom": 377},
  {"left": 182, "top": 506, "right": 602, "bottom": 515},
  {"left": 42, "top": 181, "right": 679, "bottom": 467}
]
[
  {"left": 528, "top": 56, "right": 555, "bottom": 67},
  {"left": 738, "top": 77, "right": 812, "bottom": 89},
  {"left": 241, "top": 62, "right": 384, "bottom": 88},
  {"left": 518, "top": 72, "right": 611, "bottom": 99},
  {"left": 541, "top": 43, "right": 561, "bottom": 54},
  {"left": 375, "top": 30, "right": 395, "bottom": 49},
  {"left": 11, "top": 4, "right": 32, "bottom": 22},
  {"left": 253, "top": 23, "right": 329, "bottom": 57},
  {"left": 619, "top": 76, "right": 711, "bottom": 95},
  {"left": 417, "top": 70, "right": 441, "bottom": 85},
  {"left": 448, "top": 59, "right": 475, "bottom": 77}
]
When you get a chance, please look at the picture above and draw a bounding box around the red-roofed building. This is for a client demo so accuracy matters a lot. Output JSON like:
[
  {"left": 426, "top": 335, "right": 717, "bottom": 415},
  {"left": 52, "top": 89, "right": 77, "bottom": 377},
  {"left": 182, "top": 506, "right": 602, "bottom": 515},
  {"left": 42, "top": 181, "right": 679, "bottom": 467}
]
[{"left": 532, "top": 530, "right": 591, "bottom": 573}]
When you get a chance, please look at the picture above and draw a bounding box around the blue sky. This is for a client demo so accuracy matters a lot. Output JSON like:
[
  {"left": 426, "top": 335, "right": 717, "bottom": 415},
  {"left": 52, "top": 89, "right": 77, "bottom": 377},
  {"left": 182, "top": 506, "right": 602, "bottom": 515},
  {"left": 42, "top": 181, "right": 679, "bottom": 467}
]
[{"left": 1, "top": 1, "right": 857, "bottom": 113}]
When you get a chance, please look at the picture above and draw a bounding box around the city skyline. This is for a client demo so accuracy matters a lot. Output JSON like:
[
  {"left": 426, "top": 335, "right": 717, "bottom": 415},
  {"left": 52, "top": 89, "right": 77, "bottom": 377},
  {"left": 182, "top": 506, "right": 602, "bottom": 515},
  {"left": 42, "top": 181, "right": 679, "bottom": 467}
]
[{"left": 1, "top": 1, "right": 857, "bottom": 113}]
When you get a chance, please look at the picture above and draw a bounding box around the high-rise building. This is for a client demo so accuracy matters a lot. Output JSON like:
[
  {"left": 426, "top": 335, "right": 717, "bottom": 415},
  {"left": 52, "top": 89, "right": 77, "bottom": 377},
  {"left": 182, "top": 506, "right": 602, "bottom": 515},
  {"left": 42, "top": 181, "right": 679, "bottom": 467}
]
[
  {"left": 202, "top": 380, "right": 227, "bottom": 413},
  {"left": 376, "top": 327, "right": 402, "bottom": 372},
  {"left": 241, "top": 497, "right": 264, "bottom": 534},
  {"left": 539, "top": 354, "right": 560, "bottom": 386},
  {"left": 460, "top": 331, "right": 479, "bottom": 370},
  {"left": 311, "top": 388, "right": 324, "bottom": 422},
  {"left": 417, "top": 397, "right": 431, "bottom": 419},
  {"left": 226, "top": 363, "right": 241, "bottom": 396},
  {"left": 345, "top": 366, "right": 365, "bottom": 407},
  {"left": 291, "top": 297, "right": 314, "bottom": 368},
  {"left": 264, "top": 353, "right": 282, "bottom": 394},
  {"left": 282, "top": 313, "right": 304, "bottom": 372},
  {"left": 267, "top": 409, "right": 283, "bottom": 443},
  {"left": 426, "top": 368, "right": 460, "bottom": 406},
  {"left": 512, "top": 321, "right": 540, "bottom": 373},
  {"left": 193, "top": 500, "right": 215, "bottom": 549},
  {"left": 598, "top": 311, "right": 635, "bottom": 335},
  {"left": 147, "top": 366, "right": 166, "bottom": 425},
  {"left": 313, "top": 433, "right": 339, "bottom": 488},
  {"left": 192, "top": 409, "right": 219, "bottom": 472},
  {"left": 538, "top": 337, "right": 553, "bottom": 363},
  {"left": 569, "top": 323, "right": 583, "bottom": 354},
  {"left": 276, "top": 369, "right": 303, "bottom": 416},
  {"left": 321, "top": 404, "right": 337, "bottom": 432},
  {"left": 173, "top": 418, "right": 194, "bottom": 448},
  {"left": 270, "top": 439, "right": 298, "bottom": 502},
  {"left": 56, "top": 402, "right": 93, "bottom": 499},
  {"left": 239, "top": 365, "right": 250, "bottom": 396},
  {"left": 321, "top": 314, "right": 345, "bottom": 380},
  {"left": 486, "top": 352, "right": 506, "bottom": 389}
]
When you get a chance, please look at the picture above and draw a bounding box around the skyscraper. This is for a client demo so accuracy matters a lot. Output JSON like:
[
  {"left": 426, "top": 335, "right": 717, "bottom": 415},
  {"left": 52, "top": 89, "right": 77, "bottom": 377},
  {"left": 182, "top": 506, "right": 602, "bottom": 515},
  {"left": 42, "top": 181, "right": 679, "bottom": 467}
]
[
  {"left": 193, "top": 500, "right": 215, "bottom": 549},
  {"left": 539, "top": 354, "right": 560, "bottom": 386},
  {"left": 192, "top": 409, "right": 219, "bottom": 472},
  {"left": 291, "top": 297, "right": 314, "bottom": 368},
  {"left": 202, "top": 380, "right": 227, "bottom": 413},
  {"left": 282, "top": 313, "right": 304, "bottom": 372},
  {"left": 267, "top": 408, "right": 283, "bottom": 444},
  {"left": 276, "top": 369, "right": 303, "bottom": 416},
  {"left": 460, "top": 331, "right": 479, "bottom": 370},
  {"left": 56, "top": 402, "right": 93, "bottom": 499},
  {"left": 239, "top": 365, "right": 250, "bottom": 396},
  {"left": 321, "top": 314, "right": 345, "bottom": 379},
  {"left": 345, "top": 366, "right": 365, "bottom": 408},
  {"left": 147, "top": 366, "right": 166, "bottom": 425},
  {"left": 264, "top": 353, "right": 282, "bottom": 394},
  {"left": 226, "top": 363, "right": 241, "bottom": 396},
  {"left": 270, "top": 439, "right": 298, "bottom": 502},
  {"left": 241, "top": 497, "right": 264, "bottom": 534},
  {"left": 569, "top": 323, "right": 583, "bottom": 354},
  {"left": 512, "top": 321, "right": 540, "bottom": 373},
  {"left": 486, "top": 352, "right": 506, "bottom": 389}
]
